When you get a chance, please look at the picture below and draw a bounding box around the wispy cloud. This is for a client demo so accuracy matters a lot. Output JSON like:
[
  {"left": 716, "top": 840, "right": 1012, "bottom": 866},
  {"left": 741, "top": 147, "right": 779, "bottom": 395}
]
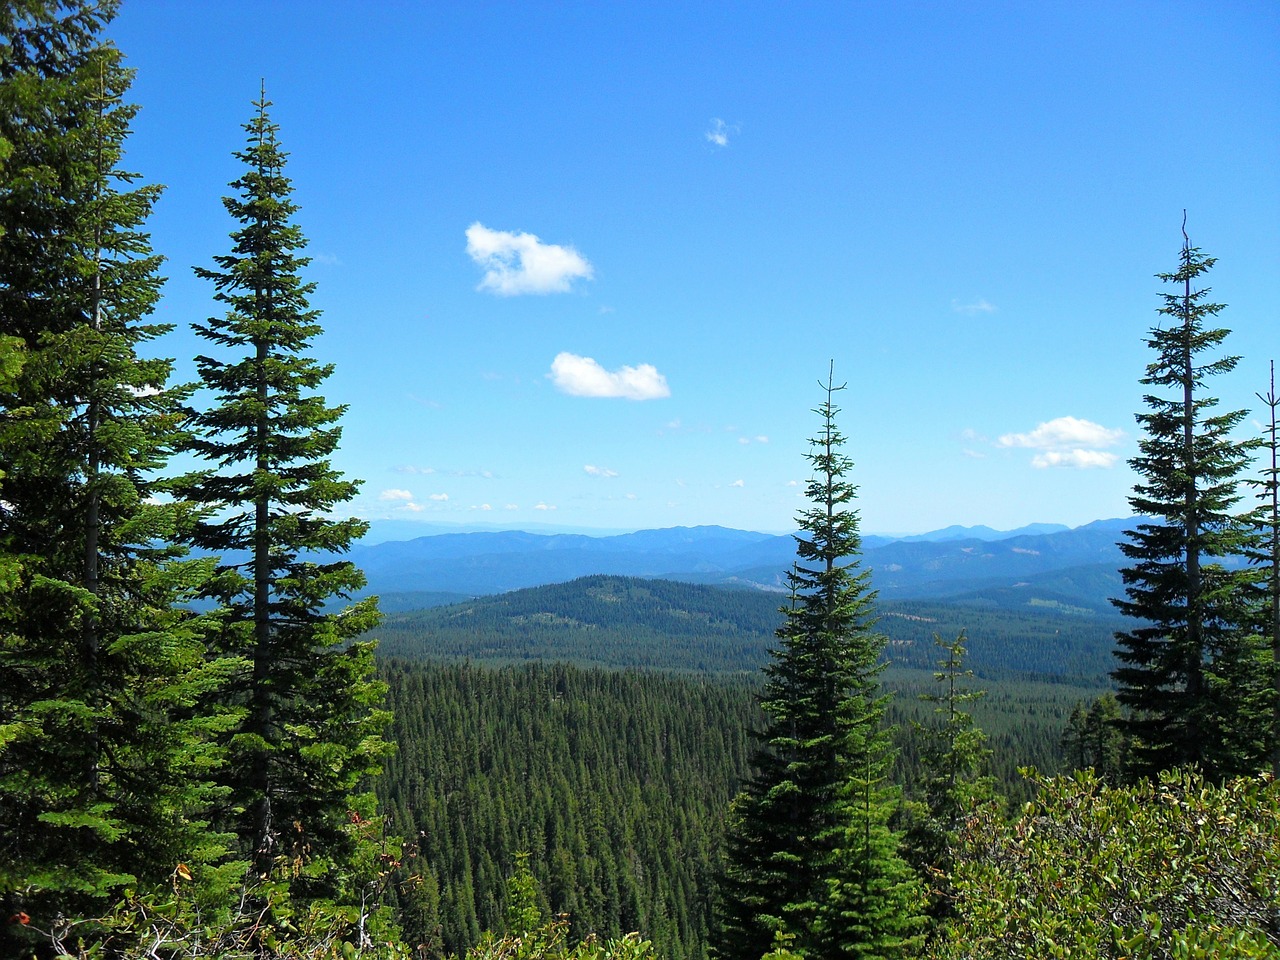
[
  {"left": 395, "top": 465, "right": 436, "bottom": 476},
  {"left": 998, "top": 415, "right": 1125, "bottom": 469},
  {"left": 379, "top": 489, "right": 415, "bottom": 502},
  {"left": 705, "top": 118, "right": 739, "bottom": 147},
  {"left": 730, "top": 479, "right": 745, "bottom": 488},
  {"left": 951, "top": 298, "right": 998, "bottom": 315},
  {"left": 584, "top": 465, "right": 619, "bottom": 478},
  {"left": 428, "top": 492, "right": 450, "bottom": 501},
  {"left": 549, "top": 352, "right": 671, "bottom": 400},
  {"left": 465, "top": 222, "right": 593, "bottom": 296},
  {"left": 534, "top": 502, "right": 557, "bottom": 511}
]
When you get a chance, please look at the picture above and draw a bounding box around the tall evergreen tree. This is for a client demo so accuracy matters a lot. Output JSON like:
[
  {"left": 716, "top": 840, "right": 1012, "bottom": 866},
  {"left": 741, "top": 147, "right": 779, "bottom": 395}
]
[
  {"left": 0, "top": 0, "right": 231, "bottom": 940},
  {"left": 718, "top": 366, "right": 922, "bottom": 960},
  {"left": 1248, "top": 362, "right": 1279, "bottom": 779},
  {"left": 1112, "top": 226, "right": 1265, "bottom": 781},
  {"left": 176, "top": 90, "right": 389, "bottom": 893}
]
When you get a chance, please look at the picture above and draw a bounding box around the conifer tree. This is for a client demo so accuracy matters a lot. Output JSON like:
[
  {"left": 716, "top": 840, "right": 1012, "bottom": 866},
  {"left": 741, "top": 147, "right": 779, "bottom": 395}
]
[
  {"left": 718, "top": 365, "right": 923, "bottom": 960},
  {"left": 0, "top": 0, "right": 232, "bottom": 939},
  {"left": 900, "top": 632, "right": 996, "bottom": 920},
  {"left": 176, "top": 90, "right": 389, "bottom": 893},
  {"left": 1112, "top": 226, "right": 1265, "bottom": 781},
  {"left": 1249, "top": 362, "right": 1280, "bottom": 778}
]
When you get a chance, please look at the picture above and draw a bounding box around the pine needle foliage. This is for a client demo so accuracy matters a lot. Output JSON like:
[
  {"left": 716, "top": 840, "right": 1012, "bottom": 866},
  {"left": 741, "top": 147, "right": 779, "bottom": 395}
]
[
  {"left": 0, "top": 0, "right": 234, "bottom": 941},
  {"left": 175, "top": 91, "right": 390, "bottom": 894},
  {"left": 1112, "top": 231, "right": 1266, "bottom": 781},
  {"left": 717, "top": 365, "right": 923, "bottom": 960}
]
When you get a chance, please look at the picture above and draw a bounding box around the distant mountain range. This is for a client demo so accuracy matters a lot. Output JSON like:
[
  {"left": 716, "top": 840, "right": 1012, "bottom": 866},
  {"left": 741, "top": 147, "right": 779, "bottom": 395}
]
[{"left": 351, "top": 518, "right": 1140, "bottom": 613}]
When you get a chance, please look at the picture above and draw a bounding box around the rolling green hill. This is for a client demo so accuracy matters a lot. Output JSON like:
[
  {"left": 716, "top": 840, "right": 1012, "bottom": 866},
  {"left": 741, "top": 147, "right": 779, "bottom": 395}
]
[{"left": 369, "top": 574, "right": 1124, "bottom": 683}]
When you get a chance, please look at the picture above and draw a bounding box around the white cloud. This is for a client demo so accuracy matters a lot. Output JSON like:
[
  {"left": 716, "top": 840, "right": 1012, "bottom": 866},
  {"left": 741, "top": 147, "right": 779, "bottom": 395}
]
[
  {"left": 998, "top": 415, "right": 1125, "bottom": 469},
  {"left": 998, "top": 416, "right": 1124, "bottom": 452},
  {"left": 379, "top": 488, "right": 415, "bottom": 501},
  {"left": 549, "top": 352, "right": 671, "bottom": 400},
  {"left": 472, "top": 503, "right": 493, "bottom": 511},
  {"left": 126, "top": 383, "right": 164, "bottom": 398},
  {"left": 584, "top": 465, "right": 619, "bottom": 478},
  {"left": 1031, "top": 450, "right": 1120, "bottom": 469},
  {"left": 395, "top": 465, "right": 436, "bottom": 475},
  {"left": 504, "top": 503, "right": 519, "bottom": 510},
  {"left": 738, "top": 437, "right": 750, "bottom": 445},
  {"left": 534, "top": 502, "right": 557, "bottom": 511},
  {"left": 402, "top": 502, "right": 425, "bottom": 513},
  {"left": 465, "top": 222, "right": 593, "bottom": 296},
  {"left": 730, "top": 479, "right": 745, "bottom": 488},
  {"left": 706, "top": 118, "right": 739, "bottom": 147},
  {"left": 428, "top": 492, "right": 450, "bottom": 501},
  {"left": 951, "top": 298, "right": 998, "bottom": 315}
]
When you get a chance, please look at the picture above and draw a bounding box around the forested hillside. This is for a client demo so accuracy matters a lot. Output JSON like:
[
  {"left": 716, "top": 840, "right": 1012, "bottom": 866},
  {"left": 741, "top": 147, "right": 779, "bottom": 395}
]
[
  {"left": 374, "top": 659, "right": 1095, "bottom": 960},
  {"left": 370, "top": 574, "right": 1121, "bottom": 682},
  {"left": 377, "top": 662, "right": 760, "bottom": 960}
]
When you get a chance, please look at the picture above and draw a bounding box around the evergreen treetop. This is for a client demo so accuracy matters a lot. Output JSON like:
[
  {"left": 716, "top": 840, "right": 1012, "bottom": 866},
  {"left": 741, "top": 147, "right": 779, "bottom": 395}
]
[{"left": 1112, "top": 228, "right": 1266, "bottom": 781}]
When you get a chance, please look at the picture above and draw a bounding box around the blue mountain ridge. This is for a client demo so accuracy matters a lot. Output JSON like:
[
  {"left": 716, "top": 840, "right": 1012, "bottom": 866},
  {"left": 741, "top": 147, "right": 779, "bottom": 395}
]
[{"left": 349, "top": 518, "right": 1140, "bottom": 605}]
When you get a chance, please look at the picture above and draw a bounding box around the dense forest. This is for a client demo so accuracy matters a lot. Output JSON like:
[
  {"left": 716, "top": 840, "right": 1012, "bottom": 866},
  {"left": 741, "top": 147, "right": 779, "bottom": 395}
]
[
  {"left": 371, "top": 658, "right": 1096, "bottom": 960},
  {"left": 371, "top": 574, "right": 1121, "bottom": 682}
]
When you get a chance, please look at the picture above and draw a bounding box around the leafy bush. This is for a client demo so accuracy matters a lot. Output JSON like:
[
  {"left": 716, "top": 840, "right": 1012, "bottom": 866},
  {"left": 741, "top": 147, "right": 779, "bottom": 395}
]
[{"left": 930, "top": 769, "right": 1280, "bottom": 959}]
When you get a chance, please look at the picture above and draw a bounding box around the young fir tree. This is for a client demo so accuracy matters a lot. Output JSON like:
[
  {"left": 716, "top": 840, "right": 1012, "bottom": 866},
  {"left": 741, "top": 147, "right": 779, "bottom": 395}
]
[
  {"left": 1112, "top": 227, "right": 1266, "bottom": 781},
  {"left": 177, "top": 91, "right": 389, "bottom": 896},
  {"left": 718, "top": 366, "right": 923, "bottom": 960},
  {"left": 0, "top": 0, "right": 233, "bottom": 940},
  {"left": 1248, "top": 362, "right": 1279, "bottom": 779},
  {"left": 900, "top": 632, "right": 997, "bottom": 921}
]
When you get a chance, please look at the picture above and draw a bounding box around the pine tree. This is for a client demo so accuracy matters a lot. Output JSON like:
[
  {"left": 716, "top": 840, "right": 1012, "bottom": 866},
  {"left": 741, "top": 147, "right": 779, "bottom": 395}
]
[
  {"left": 0, "top": 0, "right": 232, "bottom": 939},
  {"left": 900, "top": 632, "right": 996, "bottom": 921},
  {"left": 1112, "top": 226, "right": 1266, "bottom": 781},
  {"left": 718, "top": 365, "right": 923, "bottom": 960},
  {"left": 1248, "top": 362, "right": 1279, "bottom": 779},
  {"left": 176, "top": 90, "right": 389, "bottom": 894}
]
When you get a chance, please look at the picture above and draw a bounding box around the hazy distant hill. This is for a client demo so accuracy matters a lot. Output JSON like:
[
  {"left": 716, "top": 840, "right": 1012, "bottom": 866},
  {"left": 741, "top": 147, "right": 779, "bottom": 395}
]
[
  {"left": 352, "top": 519, "right": 1137, "bottom": 605},
  {"left": 371, "top": 573, "right": 1122, "bottom": 682}
]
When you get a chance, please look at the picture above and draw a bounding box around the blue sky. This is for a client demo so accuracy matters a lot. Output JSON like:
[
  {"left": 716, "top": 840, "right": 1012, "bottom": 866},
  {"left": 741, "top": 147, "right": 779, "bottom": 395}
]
[{"left": 108, "top": 1, "right": 1278, "bottom": 536}]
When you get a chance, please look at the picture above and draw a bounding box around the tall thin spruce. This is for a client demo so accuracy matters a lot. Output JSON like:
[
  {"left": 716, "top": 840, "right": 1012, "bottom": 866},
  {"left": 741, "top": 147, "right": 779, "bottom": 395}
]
[{"left": 1112, "top": 220, "right": 1264, "bottom": 780}]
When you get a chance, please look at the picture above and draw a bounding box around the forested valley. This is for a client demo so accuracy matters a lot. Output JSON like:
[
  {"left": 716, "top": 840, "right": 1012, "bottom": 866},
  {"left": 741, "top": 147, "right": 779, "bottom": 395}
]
[{"left": 2, "top": 3, "right": 1278, "bottom": 960}]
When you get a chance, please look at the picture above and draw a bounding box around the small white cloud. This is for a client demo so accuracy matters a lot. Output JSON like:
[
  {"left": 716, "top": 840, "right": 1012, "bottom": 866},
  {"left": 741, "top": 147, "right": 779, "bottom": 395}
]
[
  {"left": 738, "top": 437, "right": 750, "bottom": 445},
  {"left": 550, "top": 352, "right": 671, "bottom": 400},
  {"left": 396, "top": 465, "right": 437, "bottom": 475},
  {"left": 313, "top": 251, "right": 342, "bottom": 266},
  {"left": 706, "top": 118, "right": 739, "bottom": 147},
  {"left": 472, "top": 503, "right": 493, "bottom": 511},
  {"left": 755, "top": 435, "right": 769, "bottom": 444},
  {"left": 625, "top": 493, "right": 637, "bottom": 500},
  {"left": 465, "top": 222, "right": 593, "bottom": 296},
  {"left": 584, "top": 465, "right": 619, "bottom": 478},
  {"left": 997, "top": 415, "right": 1124, "bottom": 469},
  {"left": 534, "top": 502, "right": 557, "bottom": 511},
  {"left": 126, "top": 383, "right": 164, "bottom": 398},
  {"left": 504, "top": 503, "right": 519, "bottom": 510},
  {"left": 428, "top": 493, "right": 450, "bottom": 501},
  {"left": 951, "top": 298, "right": 998, "bottom": 315},
  {"left": 786, "top": 480, "right": 799, "bottom": 487},
  {"left": 1031, "top": 450, "right": 1120, "bottom": 469},
  {"left": 379, "top": 488, "right": 415, "bottom": 502},
  {"left": 730, "top": 479, "right": 745, "bottom": 488},
  {"left": 998, "top": 416, "right": 1124, "bottom": 452},
  {"left": 402, "top": 502, "right": 425, "bottom": 513}
]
